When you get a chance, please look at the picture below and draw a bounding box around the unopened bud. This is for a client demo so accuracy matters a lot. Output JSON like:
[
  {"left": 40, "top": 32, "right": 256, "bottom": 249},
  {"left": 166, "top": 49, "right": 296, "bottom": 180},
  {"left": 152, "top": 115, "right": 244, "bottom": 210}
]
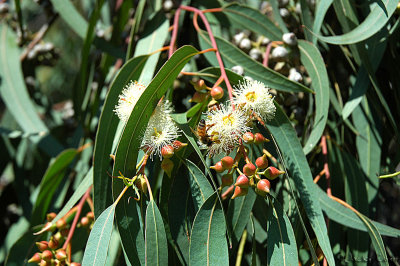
[
  {"left": 36, "top": 241, "right": 48, "bottom": 252},
  {"left": 255, "top": 154, "right": 269, "bottom": 169},
  {"left": 80, "top": 216, "right": 90, "bottom": 228},
  {"left": 70, "top": 263, "right": 82, "bottom": 266},
  {"left": 54, "top": 232, "right": 63, "bottom": 242},
  {"left": 60, "top": 228, "right": 69, "bottom": 237},
  {"left": 161, "top": 158, "right": 174, "bottom": 177},
  {"left": 254, "top": 133, "right": 269, "bottom": 145},
  {"left": 239, "top": 38, "right": 252, "bottom": 50},
  {"left": 231, "top": 186, "right": 248, "bottom": 199},
  {"left": 55, "top": 249, "right": 67, "bottom": 261},
  {"left": 56, "top": 219, "right": 67, "bottom": 230},
  {"left": 28, "top": 253, "right": 42, "bottom": 263},
  {"left": 282, "top": 32, "right": 297, "bottom": 46},
  {"left": 221, "top": 174, "right": 233, "bottom": 188},
  {"left": 191, "top": 79, "right": 207, "bottom": 91},
  {"left": 264, "top": 166, "right": 285, "bottom": 180},
  {"left": 39, "top": 260, "right": 51, "bottom": 266},
  {"left": 231, "top": 65, "right": 244, "bottom": 76},
  {"left": 242, "top": 132, "right": 254, "bottom": 143},
  {"left": 46, "top": 212, "right": 57, "bottom": 222},
  {"left": 243, "top": 163, "right": 256, "bottom": 176},
  {"left": 271, "top": 46, "right": 288, "bottom": 60},
  {"left": 210, "top": 87, "right": 224, "bottom": 100},
  {"left": 41, "top": 250, "right": 53, "bottom": 262},
  {"left": 48, "top": 238, "right": 59, "bottom": 250},
  {"left": 221, "top": 156, "right": 234, "bottom": 169},
  {"left": 189, "top": 91, "right": 208, "bottom": 103},
  {"left": 210, "top": 161, "right": 225, "bottom": 173},
  {"left": 161, "top": 145, "right": 174, "bottom": 159},
  {"left": 138, "top": 176, "right": 148, "bottom": 194},
  {"left": 235, "top": 174, "right": 249, "bottom": 188},
  {"left": 256, "top": 179, "right": 271, "bottom": 197},
  {"left": 173, "top": 140, "right": 187, "bottom": 152},
  {"left": 86, "top": 211, "right": 94, "bottom": 220}
]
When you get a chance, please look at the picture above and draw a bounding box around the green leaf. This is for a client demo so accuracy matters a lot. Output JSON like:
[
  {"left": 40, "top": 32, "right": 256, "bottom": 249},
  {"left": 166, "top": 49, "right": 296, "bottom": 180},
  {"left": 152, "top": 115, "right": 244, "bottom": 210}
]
[
  {"left": 299, "top": 0, "right": 314, "bottom": 41},
  {"left": 269, "top": 0, "right": 289, "bottom": 33},
  {"left": 198, "top": 31, "right": 312, "bottom": 94},
  {"left": 134, "top": 11, "right": 169, "bottom": 84},
  {"left": 266, "top": 196, "right": 298, "bottom": 266},
  {"left": 312, "top": 0, "right": 333, "bottom": 44},
  {"left": 313, "top": 0, "right": 398, "bottom": 44},
  {"left": 222, "top": 3, "right": 282, "bottom": 41},
  {"left": 227, "top": 188, "right": 257, "bottom": 247},
  {"left": 145, "top": 200, "right": 168, "bottom": 266},
  {"left": 298, "top": 40, "right": 329, "bottom": 154},
  {"left": 189, "top": 192, "right": 229, "bottom": 266},
  {"left": 31, "top": 149, "right": 78, "bottom": 225},
  {"left": 93, "top": 55, "right": 149, "bottom": 217},
  {"left": 5, "top": 228, "right": 42, "bottom": 265},
  {"left": 82, "top": 204, "right": 115, "bottom": 266},
  {"left": 112, "top": 46, "right": 201, "bottom": 264},
  {"left": 185, "top": 159, "right": 214, "bottom": 212},
  {"left": 267, "top": 104, "right": 335, "bottom": 266}
]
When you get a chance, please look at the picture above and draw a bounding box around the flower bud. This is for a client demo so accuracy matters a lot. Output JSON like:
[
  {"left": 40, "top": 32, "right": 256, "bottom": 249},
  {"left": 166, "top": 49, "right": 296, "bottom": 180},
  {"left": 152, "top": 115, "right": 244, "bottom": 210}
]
[
  {"left": 86, "top": 211, "right": 94, "bottom": 220},
  {"left": 221, "top": 156, "right": 234, "bottom": 169},
  {"left": 28, "top": 253, "right": 42, "bottom": 263},
  {"left": 235, "top": 174, "right": 249, "bottom": 188},
  {"left": 243, "top": 163, "right": 256, "bottom": 176},
  {"left": 43, "top": 222, "right": 56, "bottom": 232},
  {"left": 54, "top": 232, "right": 64, "bottom": 242},
  {"left": 239, "top": 38, "right": 252, "bottom": 50},
  {"left": 233, "top": 32, "right": 246, "bottom": 45},
  {"left": 189, "top": 91, "right": 208, "bottom": 103},
  {"left": 39, "top": 260, "right": 51, "bottom": 266},
  {"left": 231, "top": 65, "right": 244, "bottom": 76},
  {"left": 80, "top": 216, "right": 90, "bottom": 228},
  {"left": 70, "top": 263, "right": 82, "bottom": 266},
  {"left": 282, "top": 32, "right": 297, "bottom": 46},
  {"left": 271, "top": 46, "right": 288, "bottom": 61},
  {"left": 161, "top": 158, "right": 174, "bottom": 177},
  {"left": 249, "top": 48, "right": 262, "bottom": 61},
  {"left": 36, "top": 241, "right": 49, "bottom": 252},
  {"left": 55, "top": 249, "right": 67, "bottom": 261},
  {"left": 288, "top": 68, "right": 303, "bottom": 83},
  {"left": 46, "top": 212, "right": 57, "bottom": 222},
  {"left": 255, "top": 154, "right": 268, "bottom": 169},
  {"left": 231, "top": 186, "right": 248, "bottom": 199},
  {"left": 256, "top": 179, "right": 271, "bottom": 197},
  {"left": 56, "top": 219, "right": 67, "bottom": 230},
  {"left": 254, "top": 133, "right": 269, "bottom": 144},
  {"left": 48, "top": 238, "right": 59, "bottom": 250},
  {"left": 173, "top": 140, "right": 187, "bottom": 152},
  {"left": 242, "top": 132, "right": 254, "bottom": 143},
  {"left": 60, "top": 228, "right": 69, "bottom": 237},
  {"left": 138, "top": 175, "right": 148, "bottom": 194},
  {"left": 41, "top": 250, "right": 53, "bottom": 262},
  {"left": 264, "top": 166, "right": 285, "bottom": 180},
  {"left": 161, "top": 145, "right": 174, "bottom": 159},
  {"left": 192, "top": 79, "right": 207, "bottom": 91},
  {"left": 210, "top": 161, "right": 225, "bottom": 173},
  {"left": 210, "top": 87, "right": 224, "bottom": 100},
  {"left": 221, "top": 174, "right": 233, "bottom": 188}
]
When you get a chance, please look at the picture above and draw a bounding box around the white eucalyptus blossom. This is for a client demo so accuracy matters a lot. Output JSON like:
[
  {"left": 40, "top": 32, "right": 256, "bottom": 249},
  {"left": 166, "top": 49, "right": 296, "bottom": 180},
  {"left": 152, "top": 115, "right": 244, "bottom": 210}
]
[
  {"left": 203, "top": 104, "right": 250, "bottom": 156},
  {"left": 114, "top": 81, "right": 146, "bottom": 122},
  {"left": 232, "top": 79, "right": 276, "bottom": 121}
]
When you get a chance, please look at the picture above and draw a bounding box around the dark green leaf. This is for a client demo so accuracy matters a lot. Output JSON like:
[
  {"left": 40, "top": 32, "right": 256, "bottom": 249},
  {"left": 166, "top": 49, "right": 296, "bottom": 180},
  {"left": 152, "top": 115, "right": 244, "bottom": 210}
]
[{"left": 5, "top": 228, "right": 42, "bottom": 266}]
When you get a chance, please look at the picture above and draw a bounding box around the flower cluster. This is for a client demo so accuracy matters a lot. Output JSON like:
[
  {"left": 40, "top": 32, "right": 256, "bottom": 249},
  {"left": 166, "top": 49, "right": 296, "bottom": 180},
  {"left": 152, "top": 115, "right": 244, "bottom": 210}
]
[{"left": 114, "top": 81, "right": 146, "bottom": 122}]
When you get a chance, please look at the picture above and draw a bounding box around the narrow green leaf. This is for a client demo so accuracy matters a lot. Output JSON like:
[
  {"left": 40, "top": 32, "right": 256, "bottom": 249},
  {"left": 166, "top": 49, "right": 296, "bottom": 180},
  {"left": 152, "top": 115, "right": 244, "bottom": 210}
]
[
  {"left": 145, "top": 200, "right": 168, "bottom": 266},
  {"left": 31, "top": 149, "right": 78, "bottom": 225},
  {"left": 269, "top": 0, "right": 289, "bottom": 33},
  {"left": 93, "top": 55, "right": 149, "bottom": 217},
  {"left": 313, "top": 0, "right": 397, "bottom": 44},
  {"left": 299, "top": 0, "right": 313, "bottom": 41},
  {"left": 189, "top": 192, "right": 229, "bottom": 266},
  {"left": 298, "top": 40, "right": 329, "bottom": 154},
  {"left": 266, "top": 196, "right": 298, "bottom": 266},
  {"left": 185, "top": 159, "right": 214, "bottom": 212},
  {"left": 198, "top": 31, "right": 313, "bottom": 94},
  {"left": 227, "top": 189, "right": 257, "bottom": 247},
  {"left": 82, "top": 204, "right": 115, "bottom": 266},
  {"left": 222, "top": 3, "right": 282, "bottom": 41},
  {"left": 5, "top": 228, "right": 41, "bottom": 265},
  {"left": 312, "top": 0, "right": 333, "bottom": 44},
  {"left": 267, "top": 104, "right": 335, "bottom": 266}
]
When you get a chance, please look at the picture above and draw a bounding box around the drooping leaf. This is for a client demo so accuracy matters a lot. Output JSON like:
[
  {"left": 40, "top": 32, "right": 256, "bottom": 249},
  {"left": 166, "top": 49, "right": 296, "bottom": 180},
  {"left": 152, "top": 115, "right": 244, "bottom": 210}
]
[
  {"left": 189, "top": 192, "right": 229, "bottom": 266},
  {"left": 298, "top": 40, "right": 329, "bottom": 154},
  {"left": 145, "top": 200, "right": 168, "bottom": 265}
]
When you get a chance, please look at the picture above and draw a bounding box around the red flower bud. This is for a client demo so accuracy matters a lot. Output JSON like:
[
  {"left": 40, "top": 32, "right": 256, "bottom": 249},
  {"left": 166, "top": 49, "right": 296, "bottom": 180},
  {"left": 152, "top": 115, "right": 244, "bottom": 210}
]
[
  {"left": 235, "top": 174, "right": 249, "bottom": 188},
  {"left": 192, "top": 79, "right": 207, "bottom": 91},
  {"left": 264, "top": 166, "right": 285, "bottom": 180},
  {"left": 56, "top": 219, "right": 67, "bottom": 230},
  {"left": 173, "top": 140, "right": 187, "bottom": 152},
  {"left": 161, "top": 145, "right": 174, "bottom": 159},
  {"left": 231, "top": 186, "right": 248, "bottom": 199},
  {"left": 210, "top": 161, "right": 225, "bottom": 173},
  {"left": 242, "top": 132, "right": 254, "bottom": 143},
  {"left": 243, "top": 163, "right": 256, "bottom": 176},
  {"left": 255, "top": 154, "right": 268, "bottom": 169},
  {"left": 28, "top": 253, "right": 42, "bottom": 263},
  {"left": 46, "top": 212, "right": 57, "bottom": 222},
  {"left": 36, "top": 241, "right": 48, "bottom": 252},
  {"left": 80, "top": 216, "right": 90, "bottom": 227},
  {"left": 221, "top": 174, "right": 233, "bottom": 188},
  {"left": 86, "top": 211, "right": 94, "bottom": 220},
  {"left": 210, "top": 87, "right": 224, "bottom": 100},
  {"left": 55, "top": 249, "right": 67, "bottom": 261},
  {"left": 39, "top": 260, "right": 51, "bottom": 266},
  {"left": 189, "top": 91, "right": 208, "bottom": 103},
  {"left": 70, "top": 263, "right": 82, "bottom": 266},
  {"left": 221, "top": 156, "right": 234, "bottom": 169},
  {"left": 161, "top": 158, "right": 174, "bottom": 177},
  {"left": 256, "top": 179, "right": 270, "bottom": 197},
  {"left": 48, "top": 238, "right": 59, "bottom": 250},
  {"left": 41, "top": 250, "right": 53, "bottom": 262},
  {"left": 254, "top": 133, "right": 269, "bottom": 144},
  {"left": 54, "top": 232, "right": 63, "bottom": 242}
]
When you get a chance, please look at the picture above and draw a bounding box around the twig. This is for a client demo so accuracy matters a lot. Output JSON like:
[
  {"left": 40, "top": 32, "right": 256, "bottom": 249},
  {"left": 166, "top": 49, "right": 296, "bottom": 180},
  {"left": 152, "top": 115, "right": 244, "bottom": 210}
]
[
  {"left": 320, "top": 135, "right": 331, "bottom": 266},
  {"left": 222, "top": 185, "right": 234, "bottom": 200},
  {"left": 313, "top": 169, "right": 326, "bottom": 184}
]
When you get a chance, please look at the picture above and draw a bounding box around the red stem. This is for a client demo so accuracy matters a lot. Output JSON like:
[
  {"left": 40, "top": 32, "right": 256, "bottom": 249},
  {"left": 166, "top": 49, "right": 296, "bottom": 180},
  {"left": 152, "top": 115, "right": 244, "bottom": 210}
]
[
  {"left": 262, "top": 42, "right": 274, "bottom": 67},
  {"left": 320, "top": 135, "right": 331, "bottom": 266},
  {"left": 62, "top": 187, "right": 92, "bottom": 250},
  {"left": 168, "top": 8, "right": 181, "bottom": 58}
]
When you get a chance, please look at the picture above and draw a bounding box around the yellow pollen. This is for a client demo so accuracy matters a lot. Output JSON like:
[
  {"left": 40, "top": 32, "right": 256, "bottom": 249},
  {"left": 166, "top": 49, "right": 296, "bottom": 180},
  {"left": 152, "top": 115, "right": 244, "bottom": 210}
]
[
  {"left": 223, "top": 114, "right": 235, "bottom": 126},
  {"left": 245, "top": 91, "right": 257, "bottom": 102},
  {"left": 153, "top": 127, "right": 162, "bottom": 137}
]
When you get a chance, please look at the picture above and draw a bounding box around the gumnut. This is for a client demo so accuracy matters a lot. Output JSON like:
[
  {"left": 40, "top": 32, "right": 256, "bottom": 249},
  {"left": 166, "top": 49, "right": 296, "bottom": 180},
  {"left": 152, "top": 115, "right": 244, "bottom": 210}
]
[
  {"left": 48, "top": 238, "right": 59, "bottom": 249},
  {"left": 161, "top": 158, "right": 174, "bottom": 177},
  {"left": 221, "top": 156, "right": 234, "bottom": 169},
  {"left": 243, "top": 163, "right": 256, "bottom": 176},
  {"left": 264, "top": 166, "right": 285, "bottom": 180},
  {"left": 39, "top": 260, "right": 51, "bottom": 266},
  {"left": 55, "top": 249, "right": 67, "bottom": 261},
  {"left": 221, "top": 173, "right": 233, "bottom": 188},
  {"left": 46, "top": 212, "right": 56, "bottom": 222},
  {"left": 161, "top": 145, "right": 174, "bottom": 159},
  {"left": 231, "top": 186, "right": 248, "bottom": 199},
  {"left": 242, "top": 132, "right": 254, "bottom": 143},
  {"left": 256, "top": 179, "right": 271, "bottom": 197},
  {"left": 80, "top": 216, "right": 90, "bottom": 228},
  {"left": 173, "top": 140, "right": 187, "bottom": 152},
  {"left": 54, "top": 232, "right": 63, "bottom": 242},
  {"left": 86, "top": 211, "right": 94, "bottom": 220},
  {"left": 189, "top": 91, "right": 208, "bottom": 103},
  {"left": 254, "top": 133, "right": 269, "bottom": 144},
  {"left": 235, "top": 174, "right": 249, "bottom": 188},
  {"left": 56, "top": 218, "right": 67, "bottom": 230},
  {"left": 41, "top": 250, "right": 53, "bottom": 262},
  {"left": 210, "top": 87, "right": 224, "bottom": 100},
  {"left": 28, "top": 253, "right": 42, "bottom": 263},
  {"left": 191, "top": 79, "right": 208, "bottom": 91},
  {"left": 36, "top": 241, "right": 48, "bottom": 252},
  {"left": 210, "top": 161, "right": 225, "bottom": 173},
  {"left": 255, "top": 154, "right": 269, "bottom": 169}
]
